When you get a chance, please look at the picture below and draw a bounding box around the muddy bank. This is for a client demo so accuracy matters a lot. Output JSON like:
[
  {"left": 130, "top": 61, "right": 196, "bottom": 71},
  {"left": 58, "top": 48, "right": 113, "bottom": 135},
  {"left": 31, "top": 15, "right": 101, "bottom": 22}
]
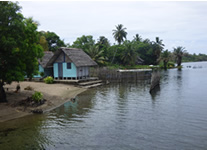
[{"left": 0, "top": 81, "right": 86, "bottom": 122}]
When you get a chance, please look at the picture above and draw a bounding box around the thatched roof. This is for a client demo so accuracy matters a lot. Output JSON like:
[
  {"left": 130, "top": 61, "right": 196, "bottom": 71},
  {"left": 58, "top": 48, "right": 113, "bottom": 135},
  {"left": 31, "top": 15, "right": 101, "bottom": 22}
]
[
  {"left": 47, "top": 47, "right": 98, "bottom": 67},
  {"left": 38, "top": 51, "right": 54, "bottom": 68}
]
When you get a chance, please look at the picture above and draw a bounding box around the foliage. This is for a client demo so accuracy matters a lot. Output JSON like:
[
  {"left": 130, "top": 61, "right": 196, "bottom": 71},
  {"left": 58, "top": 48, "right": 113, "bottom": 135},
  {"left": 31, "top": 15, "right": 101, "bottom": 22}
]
[
  {"left": 71, "top": 35, "right": 95, "bottom": 52},
  {"left": 152, "top": 37, "right": 165, "bottom": 64},
  {"left": 0, "top": 1, "right": 43, "bottom": 102},
  {"left": 97, "top": 36, "right": 110, "bottom": 48},
  {"left": 112, "top": 24, "right": 127, "bottom": 45},
  {"left": 44, "top": 76, "right": 54, "bottom": 84},
  {"left": 39, "top": 31, "right": 65, "bottom": 52},
  {"left": 121, "top": 40, "right": 137, "bottom": 65},
  {"left": 85, "top": 45, "right": 106, "bottom": 65},
  {"left": 159, "top": 50, "right": 170, "bottom": 69},
  {"left": 23, "top": 18, "right": 44, "bottom": 80},
  {"left": 40, "top": 72, "right": 44, "bottom": 78},
  {"left": 167, "top": 62, "right": 175, "bottom": 68},
  {"left": 133, "top": 34, "right": 142, "bottom": 42},
  {"left": 32, "top": 91, "right": 43, "bottom": 102},
  {"left": 39, "top": 35, "right": 49, "bottom": 51},
  {"left": 173, "top": 46, "right": 186, "bottom": 66},
  {"left": 182, "top": 53, "right": 207, "bottom": 62}
]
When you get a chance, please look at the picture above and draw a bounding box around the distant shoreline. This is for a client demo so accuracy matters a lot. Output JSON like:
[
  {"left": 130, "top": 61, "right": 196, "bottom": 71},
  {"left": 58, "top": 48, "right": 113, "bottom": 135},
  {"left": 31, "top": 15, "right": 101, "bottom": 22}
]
[{"left": 0, "top": 81, "right": 86, "bottom": 123}]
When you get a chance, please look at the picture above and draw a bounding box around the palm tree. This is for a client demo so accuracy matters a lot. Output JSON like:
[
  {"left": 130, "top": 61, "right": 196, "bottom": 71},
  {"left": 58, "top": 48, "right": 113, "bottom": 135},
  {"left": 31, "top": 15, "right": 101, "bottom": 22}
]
[
  {"left": 152, "top": 37, "right": 165, "bottom": 64},
  {"left": 133, "top": 34, "right": 142, "bottom": 42},
  {"left": 173, "top": 46, "right": 186, "bottom": 67},
  {"left": 97, "top": 36, "right": 110, "bottom": 46},
  {"left": 121, "top": 41, "right": 137, "bottom": 65},
  {"left": 97, "top": 36, "right": 110, "bottom": 50},
  {"left": 86, "top": 45, "right": 106, "bottom": 65},
  {"left": 154, "top": 37, "right": 165, "bottom": 57},
  {"left": 112, "top": 24, "right": 127, "bottom": 45},
  {"left": 160, "top": 50, "right": 171, "bottom": 70},
  {"left": 112, "top": 24, "right": 127, "bottom": 63}
]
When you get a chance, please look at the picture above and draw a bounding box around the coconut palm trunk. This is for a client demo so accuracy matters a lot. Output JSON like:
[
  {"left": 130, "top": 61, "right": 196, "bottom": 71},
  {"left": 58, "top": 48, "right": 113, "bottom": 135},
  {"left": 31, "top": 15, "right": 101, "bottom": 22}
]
[{"left": 177, "top": 56, "right": 182, "bottom": 67}]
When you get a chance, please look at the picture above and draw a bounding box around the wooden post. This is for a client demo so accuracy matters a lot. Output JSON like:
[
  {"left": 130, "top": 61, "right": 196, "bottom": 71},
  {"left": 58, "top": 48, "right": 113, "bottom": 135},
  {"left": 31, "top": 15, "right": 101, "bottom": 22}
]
[{"left": 150, "top": 70, "right": 160, "bottom": 93}]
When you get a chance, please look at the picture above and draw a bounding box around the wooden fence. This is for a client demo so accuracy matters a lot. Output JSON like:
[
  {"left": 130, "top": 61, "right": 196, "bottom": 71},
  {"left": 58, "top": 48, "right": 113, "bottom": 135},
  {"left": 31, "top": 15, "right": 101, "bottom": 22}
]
[{"left": 90, "top": 67, "right": 152, "bottom": 83}]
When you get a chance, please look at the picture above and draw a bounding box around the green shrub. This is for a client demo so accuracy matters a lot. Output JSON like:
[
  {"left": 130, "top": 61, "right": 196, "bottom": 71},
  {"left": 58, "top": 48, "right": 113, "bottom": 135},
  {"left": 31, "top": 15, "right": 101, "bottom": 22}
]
[
  {"left": 40, "top": 72, "right": 44, "bottom": 78},
  {"left": 44, "top": 76, "right": 54, "bottom": 84},
  {"left": 32, "top": 91, "right": 43, "bottom": 102},
  {"left": 177, "top": 65, "right": 182, "bottom": 70},
  {"left": 167, "top": 62, "right": 175, "bottom": 68}
]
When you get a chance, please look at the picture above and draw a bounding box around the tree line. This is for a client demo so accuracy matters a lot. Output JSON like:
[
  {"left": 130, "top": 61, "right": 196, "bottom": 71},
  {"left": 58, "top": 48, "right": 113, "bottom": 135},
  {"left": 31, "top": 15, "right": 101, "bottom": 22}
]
[{"left": 38, "top": 24, "right": 189, "bottom": 69}]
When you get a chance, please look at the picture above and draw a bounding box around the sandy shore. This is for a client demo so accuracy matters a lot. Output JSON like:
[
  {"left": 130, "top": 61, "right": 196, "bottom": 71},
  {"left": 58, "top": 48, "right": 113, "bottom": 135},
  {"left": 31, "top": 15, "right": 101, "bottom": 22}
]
[{"left": 0, "top": 81, "right": 86, "bottom": 122}]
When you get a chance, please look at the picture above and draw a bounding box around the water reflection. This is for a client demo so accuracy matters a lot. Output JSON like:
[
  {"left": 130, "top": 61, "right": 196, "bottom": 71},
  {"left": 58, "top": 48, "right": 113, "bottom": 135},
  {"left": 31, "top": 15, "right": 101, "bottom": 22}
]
[
  {"left": 150, "top": 85, "right": 160, "bottom": 101},
  {"left": 0, "top": 114, "right": 48, "bottom": 150}
]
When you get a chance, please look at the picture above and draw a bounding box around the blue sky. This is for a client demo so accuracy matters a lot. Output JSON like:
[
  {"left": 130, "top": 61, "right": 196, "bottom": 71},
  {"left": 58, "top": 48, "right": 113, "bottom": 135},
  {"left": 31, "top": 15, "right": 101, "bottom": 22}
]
[{"left": 19, "top": 1, "right": 207, "bottom": 54}]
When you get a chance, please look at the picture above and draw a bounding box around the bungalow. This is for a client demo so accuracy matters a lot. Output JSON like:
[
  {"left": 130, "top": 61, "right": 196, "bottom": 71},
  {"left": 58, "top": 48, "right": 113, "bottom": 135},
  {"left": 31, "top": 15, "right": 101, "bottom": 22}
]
[
  {"left": 34, "top": 51, "right": 54, "bottom": 78},
  {"left": 47, "top": 47, "right": 97, "bottom": 79}
]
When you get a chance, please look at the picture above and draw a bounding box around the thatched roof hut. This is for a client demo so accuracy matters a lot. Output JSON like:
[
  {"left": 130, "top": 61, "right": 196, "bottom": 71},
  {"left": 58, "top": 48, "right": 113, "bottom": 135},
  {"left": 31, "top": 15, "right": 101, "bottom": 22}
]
[
  {"left": 47, "top": 47, "right": 97, "bottom": 67},
  {"left": 47, "top": 47, "right": 97, "bottom": 79},
  {"left": 38, "top": 51, "right": 54, "bottom": 68}
]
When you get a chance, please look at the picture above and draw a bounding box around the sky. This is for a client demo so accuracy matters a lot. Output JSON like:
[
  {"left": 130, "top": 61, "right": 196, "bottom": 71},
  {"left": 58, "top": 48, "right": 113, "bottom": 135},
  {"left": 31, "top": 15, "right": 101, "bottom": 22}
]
[{"left": 19, "top": 1, "right": 207, "bottom": 54}]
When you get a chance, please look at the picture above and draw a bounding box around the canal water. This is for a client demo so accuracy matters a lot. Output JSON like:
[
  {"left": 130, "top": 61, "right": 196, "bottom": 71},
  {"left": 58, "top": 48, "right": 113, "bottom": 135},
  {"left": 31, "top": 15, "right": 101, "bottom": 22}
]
[{"left": 0, "top": 62, "right": 207, "bottom": 150}]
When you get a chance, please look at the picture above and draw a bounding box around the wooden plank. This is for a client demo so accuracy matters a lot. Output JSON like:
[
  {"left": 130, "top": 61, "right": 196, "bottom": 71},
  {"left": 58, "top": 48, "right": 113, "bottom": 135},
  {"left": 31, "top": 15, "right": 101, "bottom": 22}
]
[
  {"left": 83, "top": 83, "right": 103, "bottom": 89},
  {"left": 79, "top": 80, "right": 102, "bottom": 86}
]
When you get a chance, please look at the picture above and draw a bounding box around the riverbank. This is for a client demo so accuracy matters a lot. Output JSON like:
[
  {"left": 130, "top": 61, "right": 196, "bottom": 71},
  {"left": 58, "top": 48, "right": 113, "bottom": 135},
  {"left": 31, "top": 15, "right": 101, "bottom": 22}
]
[{"left": 0, "top": 81, "right": 86, "bottom": 122}]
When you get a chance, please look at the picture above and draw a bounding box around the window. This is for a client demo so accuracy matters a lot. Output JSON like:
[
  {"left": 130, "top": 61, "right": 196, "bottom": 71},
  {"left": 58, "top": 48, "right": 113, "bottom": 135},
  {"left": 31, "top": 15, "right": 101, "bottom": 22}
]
[{"left": 67, "top": 63, "right": 71, "bottom": 69}]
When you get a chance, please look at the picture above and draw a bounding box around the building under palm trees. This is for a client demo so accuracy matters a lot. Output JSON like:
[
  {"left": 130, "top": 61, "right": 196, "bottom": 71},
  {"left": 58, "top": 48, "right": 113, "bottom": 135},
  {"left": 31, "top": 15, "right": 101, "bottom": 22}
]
[{"left": 46, "top": 47, "right": 97, "bottom": 79}]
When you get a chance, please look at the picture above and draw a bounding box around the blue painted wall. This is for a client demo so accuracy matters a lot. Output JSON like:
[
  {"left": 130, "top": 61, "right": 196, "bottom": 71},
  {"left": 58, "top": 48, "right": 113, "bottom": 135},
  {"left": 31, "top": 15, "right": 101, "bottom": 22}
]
[
  {"left": 34, "top": 64, "right": 44, "bottom": 78},
  {"left": 54, "top": 62, "right": 77, "bottom": 78},
  {"left": 54, "top": 63, "right": 58, "bottom": 78},
  {"left": 63, "top": 63, "right": 77, "bottom": 77}
]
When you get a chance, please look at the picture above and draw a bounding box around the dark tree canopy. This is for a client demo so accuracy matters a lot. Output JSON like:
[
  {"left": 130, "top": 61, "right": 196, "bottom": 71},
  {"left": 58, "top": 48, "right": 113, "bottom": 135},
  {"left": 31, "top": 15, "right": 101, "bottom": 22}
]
[
  {"left": 71, "top": 35, "right": 95, "bottom": 51},
  {"left": 0, "top": 1, "right": 43, "bottom": 102},
  {"left": 39, "top": 31, "right": 66, "bottom": 52}
]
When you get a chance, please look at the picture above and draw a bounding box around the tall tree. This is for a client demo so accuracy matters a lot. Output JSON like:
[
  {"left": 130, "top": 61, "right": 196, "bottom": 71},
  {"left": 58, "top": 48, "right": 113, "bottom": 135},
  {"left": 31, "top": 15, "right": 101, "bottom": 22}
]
[
  {"left": 23, "top": 18, "right": 44, "bottom": 80},
  {"left": 160, "top": 50, "right": 171, "bottom": 70},
  {"left": 112, "top": 24, "right": 127, "bottom": 45},
  {"left": 112, "top": 24, "right": 127, "bottom": 63},
  {"left": 71, "top": 35, "right": 95, "bottom": 52},
  {"left": 39, "top": 35, "right": 49, "bottom": 51},
  {"left": 152, "top": 37, "right": 165, "bottom": 64},
  {"left": 121, "top": 41, "right": 137, "bottom": 65},
  {"left": 39, "top": 31, "right": 65, "bottom": 52},
  {"left": 97, "top": 36, "right": 110, "bottom": 49},
  {"left": 173, "top": 46, "right": 186, "bottom": 67},
  {"left": 85, "top": 45, "right": 105, "bottom": 65},
  {"left": 0, "top": 2, "right": 43, "bottom": 102},
  {"left": 133, "top": 34, "right": 142, "bottom": 42}
]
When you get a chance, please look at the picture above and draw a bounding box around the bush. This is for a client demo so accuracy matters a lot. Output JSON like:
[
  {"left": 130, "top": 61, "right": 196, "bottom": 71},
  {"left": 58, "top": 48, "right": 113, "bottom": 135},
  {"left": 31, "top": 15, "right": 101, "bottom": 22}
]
[
  {"left": 32, "top": 91, "right": 43, "bottom": 102},
  {"left": 44, "top": 76, "right": 54, "bottom": 84},
  {"left": 40, "top": 72, "right": 44, "bottom": 78},
  {"left": 167, "top": 62, "right": 175, "bottom": 68},
  {"left": 177, "top": 65, "right": 182, "bottom": 70}
]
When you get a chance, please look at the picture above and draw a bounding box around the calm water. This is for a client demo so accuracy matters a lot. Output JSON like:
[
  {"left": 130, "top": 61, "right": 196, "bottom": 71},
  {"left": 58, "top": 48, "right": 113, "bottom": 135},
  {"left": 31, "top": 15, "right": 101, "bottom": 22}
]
[{"left": 1, "top": 62, "right": 207, "bottom": 150}]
